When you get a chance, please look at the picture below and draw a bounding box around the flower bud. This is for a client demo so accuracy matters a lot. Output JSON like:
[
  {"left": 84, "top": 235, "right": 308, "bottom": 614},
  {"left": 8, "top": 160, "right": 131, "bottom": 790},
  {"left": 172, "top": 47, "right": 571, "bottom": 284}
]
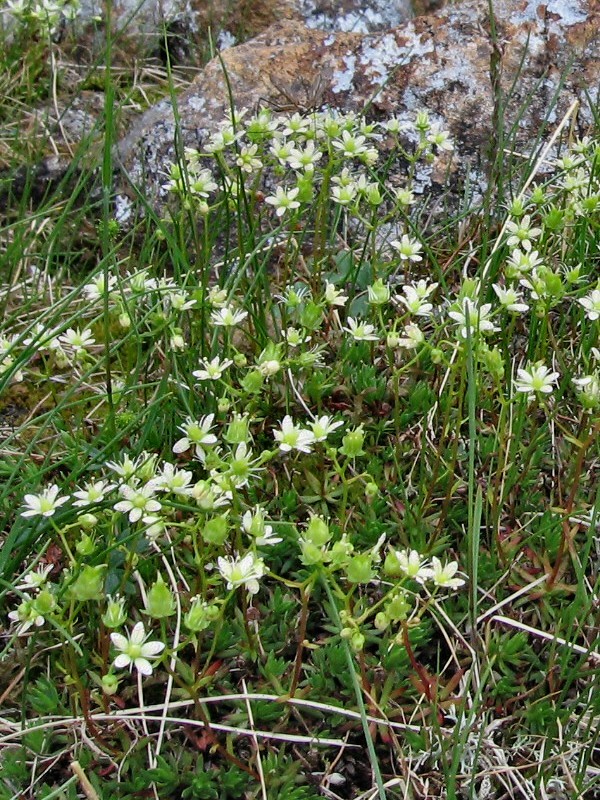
[
  {"left": 102, "top": 595, "right": 127, "bottom": 629},
  {"left": 339, "top": 426, "right": 365, "bottom": 458},
  {"left": 202, "top": 514, "right": 229, "bottom": 546},
  {"left": 102, "top": 673, "right": 119, "bottom": 696},
  {"left": 70, "top": 565, "right": 106, "bottom": 602},
  {"left": 305, "top": 515, "right": 331, "bottom": 546},
  {"left": 145, "top": 574, "right": 176, "bottom": 619}
]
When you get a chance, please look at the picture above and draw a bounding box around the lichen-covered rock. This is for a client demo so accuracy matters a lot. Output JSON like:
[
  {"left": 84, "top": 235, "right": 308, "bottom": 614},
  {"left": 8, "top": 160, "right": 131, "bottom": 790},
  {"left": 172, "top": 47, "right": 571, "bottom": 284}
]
[
  {"left": 117, "top": 0, "right": 600, "bottom": 213},
  {"left": 32, "top": 0, "right": 414, "bottom": 64}
]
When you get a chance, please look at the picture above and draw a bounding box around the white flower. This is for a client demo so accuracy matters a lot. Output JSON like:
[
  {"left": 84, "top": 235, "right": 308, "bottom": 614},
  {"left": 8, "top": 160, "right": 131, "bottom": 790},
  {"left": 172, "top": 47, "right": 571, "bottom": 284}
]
[
  {"left": 193, "top": 356, "right": 233, "bottom": 381},
  {"left": 395, "top": 323, "right": 425, "bottom": 349},
  {"left": 287, "top": 140, "right": 322, "bottom": 173},
  {"left": 8, "top": 600, "right": 46, "bottom": 635},
  {"left": 390, "top": 235, "right": 423, "bottom": 262},
  {"left": 83, "top": 274, "right": 117, "bottom": 302},
  {"left": 16, "top": 564, "right": 53, "bottom": 592},
  {"left": 264, "top": 186, "right": 301, "bottom": 217},
  {"left": 173, "top": 414, "right": 218, "bottom": 460},
  {"left": 285, "top": 327, "right": 311, "bottom": 347},
  {"left": 310, "top": 415, "right": 344, "bottom": 442},
  {"left": 331, "top": 184, "right": 357, "bottom": 206},
  {"left": 236, "top": 144, "right": 262, "bottom": 173},
  {"left": 573, "top": 373, "right": 600, "bottom": 409},
  {"left": 448, "top": 298, "right": 498, "bottom": 339},
  {"left": 242, "top": 506, "right": 282, "bottom": 546},
  {"left": 492, "top": 284, "right": 529, "bottom": 313},
  {"left": 505, "top": 215, "right": 542, "bottom": 252},
  {"left": 396, "top": 286, "right": 434, "bottom": 317},
  {"left": 210, "top": 305, "right": 248, "bottom": 327},
  {"left": 217, "top": 552, "right": 266, "bottom": 595},
  {"left": 114, "top": 484, "right": 162, "bottom": 523},
  {"left": 110, "top": 622, "right": 165, "bottom": 676},
  {"left": 332, "top": 130, "right": 368, "bottom": 158},
  {"left": 427, "top": 125, "right": 453, "bottom": 152},
  {"left": 578, "top": 289, "right": 600, "bottom": 321},
  {"left": 72, "top": 480, "right": 115, "bottom": 507},
  {"left": 273, "top": 415, "right": 316, "bottom": 454},
  {"left": 149, "top": 462, "right": 194, "bottom": 495},
  {"left": 514, "top": 362, "right": 559, "bottom": 396},
  {"left": 430, "top": 557, "right": 466, "bottom": 590},
  {"left": 342, "top": 317, "right": 380, "bottom": 342},
  {"left": 189, "top": 168, "right": 218, "bottom": 198},
  {"left": 21, "top": 485, "right": 69, "bottom": 518},
  {"left": 220, "top": 442, "right": 264, "bottom": 488},
  {"left": 324, "top": 282, "right": 348, "bottom": 307},
  {"left": 395, "top": 549, "right": 432, "bottom": 584},
  {"left": 58, "top": 327, "right": 95, "bottom": 353}
]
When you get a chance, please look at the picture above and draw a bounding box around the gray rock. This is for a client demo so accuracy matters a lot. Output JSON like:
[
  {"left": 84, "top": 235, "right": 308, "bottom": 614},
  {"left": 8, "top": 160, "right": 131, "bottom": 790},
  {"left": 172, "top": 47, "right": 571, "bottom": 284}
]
[{"left": 117, "top": 0, "right": 600, "bottom": 213}]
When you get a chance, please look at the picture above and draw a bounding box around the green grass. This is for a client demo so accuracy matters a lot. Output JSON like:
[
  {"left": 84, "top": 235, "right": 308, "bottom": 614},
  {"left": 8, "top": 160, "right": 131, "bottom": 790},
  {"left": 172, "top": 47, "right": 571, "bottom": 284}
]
[{"left": 1, "top": 3, "right": 600, "bottom": 800}]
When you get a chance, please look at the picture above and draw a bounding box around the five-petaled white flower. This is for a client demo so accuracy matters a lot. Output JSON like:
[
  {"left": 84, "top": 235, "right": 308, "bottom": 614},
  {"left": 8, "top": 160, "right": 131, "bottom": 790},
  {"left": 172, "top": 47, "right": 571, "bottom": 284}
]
[
  {"left": 110, "top": 622, "right": 165, "bottom": 676},
  {"left": 173, "top": 414, "right": 218, "bottom": 460},
  {"left": 310, "top": 415, "right": 344, "bottom": 442},
  {"left": 578, "top": 289, "right": 600, "bottom": 321},
  {"left": 114, "top": 484, "right": 162, "bottom": 522},
  {"left": 395, "top": 549, "right": 432, "bottom": 584},
  {"left": 492, "top": 284, "right": 529, "bottom": 313},
  {"left": 390, "top": 234, "right": 423, "bottom": 262},
  {"left": 193, "top": 356, "right": 233, "bottom": 381},
  {"left": 58, "top": 327, "right": 95, "bottom": 353},
  {"left": 217, "top": 552, "right": 266, "bottom": 595},
  {"left": 22, "top": 485, "right": 69, "bottom": 518},
  {"left": 342, "top": 317, "right": 380, "bottom": 342},
  {"left": 505, "top": 215, "right": 542, "bottom": 252},
  {"left": 273, "top": 415, "right": 316, "bottom": 454},
  {"left": 265, "top": 186, "right": 301, "bottom": 217},
  {"left": 324, "top": 282, "right": 348, "bottom": 307},
  {"left": 430, "top": 557, "right": 466, "bottom": 590},
  {"left": 210, "top": 306, "right": 248, "bottom": 327},
  {"left": 72, "top": 480, "right": 115, "bottom": 507},
  {"left": 514, "top": 362, "right": 560, "bottom": 396},
  {"left": 448, "top": 298, "right": 498, "bottom": 339}
]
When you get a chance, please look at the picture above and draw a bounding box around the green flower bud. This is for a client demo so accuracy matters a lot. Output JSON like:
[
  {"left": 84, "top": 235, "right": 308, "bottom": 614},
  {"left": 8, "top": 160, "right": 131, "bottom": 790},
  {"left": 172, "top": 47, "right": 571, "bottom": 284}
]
[
  {"left": 350, "top": 631, "right": 365, "bottom": 652},
  {"left": 76, "top": 533, "right": 96, "bottom": 556},
  {"left": 299, "top": 539, "right": 327, "bottom": 566},
  {"left": 241, "top": 370, "right": 264, "bottom": 394},
  {"left": 202, "top": 514, "right": 229, "bottom": 546},
  {"left": 102, "top": 673, "right": 119, "bottom": 696},
  {"left": 339, "top": 425, "right": 365, "bottom": 458},
  {"left": 300, "top": 301, "right": 324, "bottom": 331},
  {"left": 145, "top": 573, "right": 176, "bottom": 619},
  {"left": 329, "top": 535, "right": 354, "bottom": 568},
  {"left": 367, "top": 279, "right": 390, "bottom": 306},
  {"left": 345, "top": 553, "right": 374, "bottom": 584},
  {"left": 430, "top": 348, "right": 444, "bottom": 364},
  {"left": 365, "top": 481, "right": 378, "bottom": 500},
  {"left": 35, "top": 589, "right": 57, "bottom": 616},
  {"left": 217, "top": 396, "right": 231, "bottom": 414},
  {"left": 384, "top": 550, "right": 402, "bottom": 577},
  {"left": 508, "top": 198, "right": 526, "bottom": 217},
  {"left": 305, "top": 515, "right": 331, "bottom": 546},
  {"left": 78, "top": 514, "right": 98, "bottom": 531},
  {"left": 102, "top": 595, "right": 127, "bottom": 629},
  {"left": 70, "top": 565, "right": 106, "bottom": 602},
  {"left": 374, "top": 612, "right": 389, "bottom": 631},
  {"left": 481, "top": 346, "right": 504, "bottom": 380},
  {"left": 223, "top": 414, "right": 250, "bottom": 445},
  {"left": 184, "top": 596, "right": 219, "bottom": 632},
  {"left": 387, "top": 590, "right": 411, "bottom": 621}
]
